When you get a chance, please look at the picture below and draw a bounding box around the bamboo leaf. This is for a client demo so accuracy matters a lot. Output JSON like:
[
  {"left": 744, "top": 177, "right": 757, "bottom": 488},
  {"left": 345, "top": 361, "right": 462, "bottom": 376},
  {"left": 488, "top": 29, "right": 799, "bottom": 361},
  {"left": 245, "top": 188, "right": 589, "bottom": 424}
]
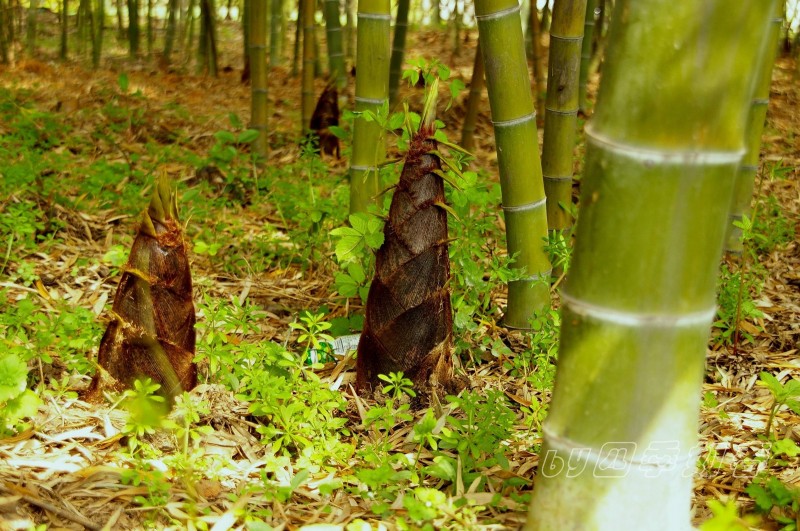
[{"left": 435, "top": 201, "right": 460, "bottom": 221}]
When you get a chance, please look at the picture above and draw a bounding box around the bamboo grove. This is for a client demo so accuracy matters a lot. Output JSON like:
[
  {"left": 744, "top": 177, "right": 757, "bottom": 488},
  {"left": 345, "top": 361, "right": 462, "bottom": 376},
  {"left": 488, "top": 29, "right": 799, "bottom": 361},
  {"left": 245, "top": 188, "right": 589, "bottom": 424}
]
[{"left": 1, "top": 0, "right": 792, "bottom": 528}]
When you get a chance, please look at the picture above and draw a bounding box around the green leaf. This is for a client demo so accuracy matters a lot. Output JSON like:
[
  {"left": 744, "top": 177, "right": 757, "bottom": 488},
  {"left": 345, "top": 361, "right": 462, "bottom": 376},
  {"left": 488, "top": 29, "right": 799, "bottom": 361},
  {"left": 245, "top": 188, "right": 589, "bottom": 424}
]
[
  {"left": 329, "top": 125, "right": 347, "bottom": 139},
  {"left": 0, "top": 355, "right": 28, "bottom": 403},
  {"left": 237, "top": 129, "right": 260, "bottom": 144},
  {"left": 347, "top": 262, "right": 366, "bottom": 283},
  {"left": 699, "top": 500, "right": 750, "bottom": 531},
  {"left": 4, "top": 389, "right": 40, "bottom": 425},
  {"left": 388, "top": 112, "right": 405, "bottom": 131},
  {"left": 759, "top": 371, "right": 783, "bottom": 398},
  {"left": 117, "top": 73, "right": 129, "bottom": 92},
  {"left": 334, "top": 273, "right": 359, "bottom": 297},
  {"left": 214, "top": 131, "right": 237, "bottom": 144},
  {"left": 771, "top": 438, "right": 800, "bottom": 458},
  {"left": 745, "top": 482, "right": 775, "bottom": 512},
  {"left": 228, "top": 113, "right": 243, "bottom": 129}
]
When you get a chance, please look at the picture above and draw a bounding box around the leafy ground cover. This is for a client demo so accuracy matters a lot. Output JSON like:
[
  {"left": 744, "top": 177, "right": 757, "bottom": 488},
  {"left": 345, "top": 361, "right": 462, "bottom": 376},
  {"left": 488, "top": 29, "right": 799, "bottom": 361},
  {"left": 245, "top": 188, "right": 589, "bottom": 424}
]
[{"left": 0, "top": 26, "right": 798, "bottom": 530}]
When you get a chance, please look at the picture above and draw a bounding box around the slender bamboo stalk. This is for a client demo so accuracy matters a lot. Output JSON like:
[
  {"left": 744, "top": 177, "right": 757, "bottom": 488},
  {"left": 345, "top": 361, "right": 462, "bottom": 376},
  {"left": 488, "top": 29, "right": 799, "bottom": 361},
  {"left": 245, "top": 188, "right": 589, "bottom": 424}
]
[
  {"left": 241, "top": 0, "right": 250, "bottom": 80},
  {"left": 25, "top": 0, "right": 37, "bottom": 55},
  {"left": 163, "top": 0, "right": 178, "bottom": 62},
  {"left": 250, "top": 0, "right": 268, "bottom": 158},
  {"left": 60, "top": 0, "right": 68, "bottom": 59},
  {"left": 344, "top": 0, "right": 354, "bottom": 61},
  {"left": 542, "top": 0, "right": 587, "bottom": 240},
  {"left": 526, "top": 2, "right": 777, "bottom": 529},
  {"left": 529, "top": 3, "right": 545, "bottom": 121},
  {"left": 323, "top": 0, "right": 346, "bottom": 90},
  {"left": 301, "top": 0, "right": 315, "bottom": 133},
  {"left": 725, "top": 8, "right": 782, "bottom": 254},
  {"left": 349, "top": 0, "right": 390, "bottom": 214},
  {"left": 577, "top": 0, "right": 595, "bottom": 113},
  {"left": 460, "top": 40, "right": 484, "bottom": 152},
  {"left": 475, "top": 0, "right": 551, "bottom": 328},
  {"left": 292, "top": 0, "right": 301, "bottom": 76},
  {"left": 92, "top": 0, "right": 103, "bottom": 66},
  {"left": 387, "top": 0, "right": 409, "bottom": 106},
  {"left": 270, "top": 0, "right": 282, "bottom": 66},
  {"left": 146, "top": 0, "right": 153, "bottom": 56}
]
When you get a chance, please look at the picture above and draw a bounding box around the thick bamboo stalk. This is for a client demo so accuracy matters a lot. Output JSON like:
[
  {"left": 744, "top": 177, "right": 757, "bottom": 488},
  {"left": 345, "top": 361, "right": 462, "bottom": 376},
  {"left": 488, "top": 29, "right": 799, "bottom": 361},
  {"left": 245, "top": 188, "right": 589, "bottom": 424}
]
[
  {"left": 526, "top": 2, "right": 777, "bottom": 529},
  {"left": 349, "top": 0, "right": 390, "bottom": 214},
  {"left": 127, "top": 0, "right": 139, "bottom": 57},
  {"left": 542, "top": 0, "right": 587, "bottom": 238},
  {"left": 323, "top": 0, "right": 346, "bottom": 90},
  {"left": 92, "top": 0, "right": 103, "bottom": 67},
  {"left": 577, "top": 0, "right": 596, "bottom": 113},
  {"left": 301, "top": 0, "right": 315, "bottom": 133},
  {"left": 725, "top": 9, "right": 782, "bottom": 254},
  {"left": 460, "top": 40, "right": 484, "bottom": 152},
  {"left": 250, "top": 0, "right": 269, "bottom": 158},
  {"left": 475, "top": 0, "right": 551, "bottom": 328},
  {"left": 387, "top": 0, "right": 409, "bottom": 106}
]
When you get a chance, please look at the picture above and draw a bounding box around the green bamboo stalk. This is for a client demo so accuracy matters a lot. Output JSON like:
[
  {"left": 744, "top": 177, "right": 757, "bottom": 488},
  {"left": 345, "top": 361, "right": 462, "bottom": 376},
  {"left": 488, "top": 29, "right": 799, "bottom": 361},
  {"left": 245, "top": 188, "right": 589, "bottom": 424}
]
[
  {"left": 301, "top": 0, "right": 315, "bottom": 133},
  {"left": 127, "top": 0, "right": 139, "bottom": 57},
  {"left": 460, "top": 39, "right": 484, "bottom": 152},
  {"left": 577, "top": 0, "right": 596, "bottom": 113},
  {"left": 60, "top": 0, "right": 68, "bottom": 59},
  {"left": 526, "top": 2, "right": 777, "bottom": 529},
  {"left": 323, "top": 0, "right": 346, "bottom": 90},
  {"left": 26, "top": 0, "right": 37, "bottom": 56},
  {"left": 725, "top": 9, "right": 782, "bottom": 254},
  {"left": 146, "top": 0, "right": 153, "bottom": 56},
  {"left": 292, "top": 0, "right": 301, "bottom": 76},
  {"left": 349, "top": 0, "right": 390, "bottom": 214},
  {"left": 250, "top": 0, "right": 269, "bottom": 158},
  {"left": 529, "top": 3, "right": 545, "bottom": 121},
  {"left": 92, "top": 0, "right": 104, "bottom": 67},
  {"left": 475, "top": 0, "right": 551, "bottom": 328},
  {"left": 270, "top": 0, "right": 282, "bottom": 66},
  {"left": 387, "top": 0, "right": 409, "bottom": 106},
  {"left": 241, "top": 0, "right": 250, "bottom": 80},
  {"left": 542, "top": 0, "right": 587, "bottom": 240},
  {"left": 344, "top": 0, "right": 355, "bottom": 61}
]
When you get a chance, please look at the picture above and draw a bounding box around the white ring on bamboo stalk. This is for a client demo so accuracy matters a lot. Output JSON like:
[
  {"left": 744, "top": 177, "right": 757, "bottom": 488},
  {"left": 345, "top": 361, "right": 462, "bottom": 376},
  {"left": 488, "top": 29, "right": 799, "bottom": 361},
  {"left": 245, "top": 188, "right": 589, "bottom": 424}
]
[
  {"left": 549, "top": 34, "right": 583, "bottom": 42},
  {"left": 545, "top": 107, "right": 578, "bottom": 116},
  {"left": 513, "top": 270, "right": 552, "bottom": 283},
  {"left": 355, "top": 96, "right": 386, "bottom": 105},
  {"left": 585, "top": 125, "right": 744, "bottom": 165},
  {"left": 327, "top": 27, "right": 343, "bottom": 33},
  {"left": 492, "top": 112, "right": 536, "bottom": 128},
  {"left": 543, "top": 425, "right": 698, "bottom": 471},
  {"left": 253, "top": 88, "right": 268, "bottom": 94},
  {"left": 741, "top": 164, "right": 758, "bottom": 172},
  {"left": 543, "top": 174, "right": 573, "bottom": 182},
  {"left": 560, "top": 291, "right": 717, "bottom": 328},
  {"left": 752, "top": 98, "right": 769, "bottom": 106},
  {"left": 474, "top": 4, "right": 520, "bottom": 21},
  {"left": 351, "top": 165, "right": 378, "bottom": 172},
  {"left": 502, "top": 197, "right": 546, "bottom": 212},
  {"left": 358, "top": 12, "right": 392, "bottom": 20}
]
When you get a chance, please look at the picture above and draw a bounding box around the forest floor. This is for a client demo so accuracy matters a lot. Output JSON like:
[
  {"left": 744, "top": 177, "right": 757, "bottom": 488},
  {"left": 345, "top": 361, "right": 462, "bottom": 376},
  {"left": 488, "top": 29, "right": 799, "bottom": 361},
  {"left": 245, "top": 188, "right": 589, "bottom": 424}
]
[{"left": 0, "top": 21, "right": 799, "bottom": 531}]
